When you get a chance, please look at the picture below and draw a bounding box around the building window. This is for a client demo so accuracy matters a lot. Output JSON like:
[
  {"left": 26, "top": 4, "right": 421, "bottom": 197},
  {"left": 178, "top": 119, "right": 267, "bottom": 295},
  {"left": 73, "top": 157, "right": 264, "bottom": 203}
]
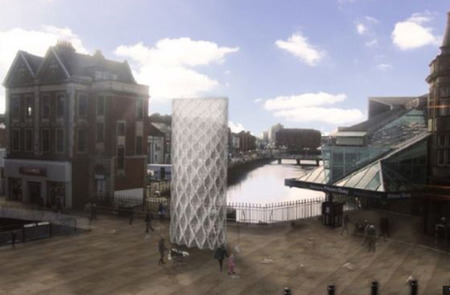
[
  {"left": 440, "top": 87, "right": 450, "bottom": 98},
  {"left": 56, "top": 94, "right": 65, "bottom": 118},
  {"left": 11, "top": 97, "right": 20, "bottom": 119},
  {"left": 26, "top": 96, "right": 33, "bottom": 119},
  {"left": 136, "top": 136, "right": 142, "bottom": 155},
  {"left": 25, "top": 129, "right": 33, "bottom": 152},
  {"left": 11, "top": 129, "right": 20, "bottom": 151},
  {"left": 117, "top": 121, "right": 125, "bottom": 136},
  {"left": 41, "top": 129, "right": 50, "bottom": 152},
  {"left": 77, "top": 129, "right": 87, "bottom": 152},
  {"left": 438, "top": 135, "right": 446, "bottom": 147},
  {"left": 97, "top": 96, "right": 105, "bottom": 116},
  {"left": 136, "top": 99, "right": 143, "bottom": 120},
  {"left": 437, "top": 134, "right": 450, "bottom": 166},
  {"left": 78, "top": 94, "right": 88, "bottom": 118},
  {"left": 42, "top": 96, "right": 50, "bottom": 119},
  {"left": 117, "top": 145, "right": 125, "bottom": 169},
  {"left": 56, "top": 129, "right": 64, "bottom": 152},
  {"left": 97, "top": 122, "right": 104, "bottom": 142},
  {"left": 439, "top": 99, "right": 448, "bottom": 117}
]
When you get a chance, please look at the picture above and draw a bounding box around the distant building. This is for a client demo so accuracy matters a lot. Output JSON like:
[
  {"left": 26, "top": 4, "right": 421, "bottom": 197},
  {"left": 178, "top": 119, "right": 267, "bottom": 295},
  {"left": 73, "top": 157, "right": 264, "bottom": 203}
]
[
  {"left": 275, "top": 128, "right": 321, "bottom": 153},
  {"left": 3, "top": 42, "right": 149, "bottom": 208},
  {"left": 148, "top": 122, "right": 171, "bottom": 164},
  {"left": 237, "top": 131, "right": 256, "bottom": 153},
  {"left": 268, "top": 123, "right": 284, "bottom": 147},
  {"left": 288, "top": 94, "right": 428, "bottom": 205}
]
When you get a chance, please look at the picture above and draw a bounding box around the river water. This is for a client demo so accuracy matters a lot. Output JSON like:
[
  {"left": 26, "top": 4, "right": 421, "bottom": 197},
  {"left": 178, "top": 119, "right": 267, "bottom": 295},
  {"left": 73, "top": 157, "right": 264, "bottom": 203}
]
[{"left": 227, "top": 159, "right": 325, "bottom": 205}]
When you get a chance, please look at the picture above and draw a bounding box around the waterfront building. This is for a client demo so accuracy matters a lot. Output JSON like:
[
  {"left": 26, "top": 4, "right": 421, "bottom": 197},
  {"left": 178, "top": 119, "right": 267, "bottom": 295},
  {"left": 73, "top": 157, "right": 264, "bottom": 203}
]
[
  {"left": 237, "top": 130, "right": 256, "bottom": 153},
  {"left": 3, "top": 42, "right": 149, "bottom": 208},
  {"left": 422, "top": 11, "right": 450, "bottom": 232},
  {"left": 286, "top": 94, "right": 429, "bottom": 209},
  {"left": 275, "top": 128, "right": 321, "bottom": 154},
  {"left": 427, "top": 11, "right": 450, "bottom": 186}
]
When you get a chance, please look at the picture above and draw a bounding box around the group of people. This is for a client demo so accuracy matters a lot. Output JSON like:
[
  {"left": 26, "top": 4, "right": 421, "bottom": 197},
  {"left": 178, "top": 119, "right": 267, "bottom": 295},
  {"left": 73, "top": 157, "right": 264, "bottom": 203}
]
[
  {"left": 84, "top": 202, "right": 98, "bottom": 221},
  {"left": 214, "top": 245, "right": 236, "bottom": 276},
  {"left": 342, "top": 214, "right": 390, "bottom": 252}
]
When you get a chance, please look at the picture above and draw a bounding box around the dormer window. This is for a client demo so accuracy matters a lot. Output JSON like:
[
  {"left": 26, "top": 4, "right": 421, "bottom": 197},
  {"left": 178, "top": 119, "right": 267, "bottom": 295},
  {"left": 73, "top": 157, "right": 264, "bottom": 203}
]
[{"left": 94, "top": 71, "right": 118, "bottom": 81}]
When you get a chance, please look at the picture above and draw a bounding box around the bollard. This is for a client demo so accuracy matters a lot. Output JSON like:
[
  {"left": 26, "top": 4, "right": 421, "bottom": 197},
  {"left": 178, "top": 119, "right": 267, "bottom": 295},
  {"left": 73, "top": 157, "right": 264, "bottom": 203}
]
[
  {"left": 371, "top": 281, "right": 378, "bottom": 295},
  {"left": 327, "top": 285, "right": 335, "bottom": 295},
  {"left": 283, "top": 287, "right": 291, "bottom": 295},
  {"left": 410, "top": 279, "right": 418, "bottom": 295}
]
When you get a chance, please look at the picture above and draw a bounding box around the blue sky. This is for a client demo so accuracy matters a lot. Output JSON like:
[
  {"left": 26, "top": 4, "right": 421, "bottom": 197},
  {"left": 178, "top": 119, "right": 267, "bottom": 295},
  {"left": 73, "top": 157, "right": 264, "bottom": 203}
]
[{"left": 0, "top": 0, "right": 448, "bottom": 136}]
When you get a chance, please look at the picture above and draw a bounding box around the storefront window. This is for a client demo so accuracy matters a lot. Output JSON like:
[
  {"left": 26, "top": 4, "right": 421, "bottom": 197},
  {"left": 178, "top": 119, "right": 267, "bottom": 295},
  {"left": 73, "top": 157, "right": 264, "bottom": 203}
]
[
  {"left": 9, "top": 178, "right": 22, "bottom": 201},
  {"left": 47, "top": 181, "right": 65, "bottom": 209}
]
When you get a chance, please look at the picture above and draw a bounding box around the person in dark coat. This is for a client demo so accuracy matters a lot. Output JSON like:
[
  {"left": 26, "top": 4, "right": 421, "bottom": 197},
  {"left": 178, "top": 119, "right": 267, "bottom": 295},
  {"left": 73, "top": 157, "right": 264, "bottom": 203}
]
[
  {"left": 129, "top": 207, "right": 134, "bottom": 225},
  {"left": 158, "top": 235, "right": 168, "bottom": 265},
  {"left": 341, "top": 214, "right": 350, "bottom": 235},
  {"left": 367, "top": 225, "right": 377, "bottom": 252},
  {"left": 379, "top": 216, "right": 390, "bottom": 240},
  {"left": 214, "top": 245, "right": 229, "bottom": 272},
  {"left": 145, "top": 212, "right": 154, "bottom": 233}
]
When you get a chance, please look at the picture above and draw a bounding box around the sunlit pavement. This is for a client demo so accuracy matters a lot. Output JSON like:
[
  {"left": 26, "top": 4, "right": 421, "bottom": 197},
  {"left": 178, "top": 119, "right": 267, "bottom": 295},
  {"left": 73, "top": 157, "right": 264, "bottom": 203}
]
[{"left": 1, "top": 206, "right": 450, "bottom": 295}]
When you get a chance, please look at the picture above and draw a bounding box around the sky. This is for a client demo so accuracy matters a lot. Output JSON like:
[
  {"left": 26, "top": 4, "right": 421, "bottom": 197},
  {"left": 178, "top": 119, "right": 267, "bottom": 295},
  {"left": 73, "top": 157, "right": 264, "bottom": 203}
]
[{"left": 0, "top": 0, "right": 448, "bottom": 136}]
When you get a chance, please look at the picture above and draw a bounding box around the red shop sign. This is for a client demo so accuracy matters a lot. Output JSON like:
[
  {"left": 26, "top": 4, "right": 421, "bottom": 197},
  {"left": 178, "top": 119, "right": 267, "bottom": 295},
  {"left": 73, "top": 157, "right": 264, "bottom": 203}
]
[{"left": 19, "top": 167, "right": 47, "bottom": 176}]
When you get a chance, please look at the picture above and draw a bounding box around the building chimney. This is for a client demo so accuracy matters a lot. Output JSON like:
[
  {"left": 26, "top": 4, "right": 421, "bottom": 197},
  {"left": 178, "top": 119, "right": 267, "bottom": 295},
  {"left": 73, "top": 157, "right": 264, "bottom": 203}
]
[{"left": 441, "top": 10, "right": 450, "bottom": 54}]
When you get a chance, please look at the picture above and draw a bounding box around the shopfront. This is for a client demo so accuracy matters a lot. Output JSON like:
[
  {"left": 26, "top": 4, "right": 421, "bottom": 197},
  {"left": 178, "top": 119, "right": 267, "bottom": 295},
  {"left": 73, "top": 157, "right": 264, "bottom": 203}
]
[{"left": 4, "top": 159, "right": 72, "bottom": 208}]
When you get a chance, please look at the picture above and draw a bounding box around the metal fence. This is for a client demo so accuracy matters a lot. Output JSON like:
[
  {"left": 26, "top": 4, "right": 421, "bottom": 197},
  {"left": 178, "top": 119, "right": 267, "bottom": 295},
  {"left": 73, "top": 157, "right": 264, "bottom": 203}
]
[
  {"left": 227, "top": 197, "right": 356, "bottom": 224},
  {"left": 227, "top": 198, "right": 324, "bottom": 223},
  {"left": 0, "top": 207, "right": 88, "bottom": 247}
]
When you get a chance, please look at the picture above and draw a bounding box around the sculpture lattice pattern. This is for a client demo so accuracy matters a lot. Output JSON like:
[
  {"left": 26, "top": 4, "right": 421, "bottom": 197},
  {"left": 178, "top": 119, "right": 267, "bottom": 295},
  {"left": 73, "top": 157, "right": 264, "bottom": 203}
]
[{"left": 170, "top": 98, "right": 228, "bottom": 250}]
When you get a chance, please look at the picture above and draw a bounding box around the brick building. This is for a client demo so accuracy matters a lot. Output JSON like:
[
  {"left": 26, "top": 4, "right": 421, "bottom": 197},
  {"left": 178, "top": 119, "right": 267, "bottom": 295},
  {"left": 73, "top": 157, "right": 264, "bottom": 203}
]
[
  {"left": 2, "top": 42, "right": 149, "bottom": 209},
  {"left": 275, "top": 128, "right": 321, "bottom": 153},
  {"left": 237, "top": 131, "right": 256, "bottom": 153}
]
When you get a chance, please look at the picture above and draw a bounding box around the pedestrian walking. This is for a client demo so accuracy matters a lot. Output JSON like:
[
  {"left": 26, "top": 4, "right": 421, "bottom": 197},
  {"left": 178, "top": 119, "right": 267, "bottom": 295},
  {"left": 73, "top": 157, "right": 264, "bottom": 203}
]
[
  {"left": 129, "top": 207, "right": 134, "bottom": 225},
  {"left": 341, "top": 214, "right": 350, "bottom": 235},
  {"left": 145, "top": 212, "right": 154, "bottom": 233},
  {"left": 214, "top": 245, "right": 229, "bottom": 272},
  {"left": 379, "top": 217, "right": 390, "bottom": 240},
  {"left": 158, "top": 235, "right": 168, "bottom": 265},
  {"left": 362, "top": 220, "right": 370, "bottom": 246},
  {"left": 158, "top": 203, "right": 165, "bottom": 220},
  {"left": 90, "top": 202, "right": 98, "bottom": 220},
  {"left": 227, "top": 253, "right": 236, "bottom": 276},
  {"left": 368, "top": 225, "right": 377, "bottom": 252}
]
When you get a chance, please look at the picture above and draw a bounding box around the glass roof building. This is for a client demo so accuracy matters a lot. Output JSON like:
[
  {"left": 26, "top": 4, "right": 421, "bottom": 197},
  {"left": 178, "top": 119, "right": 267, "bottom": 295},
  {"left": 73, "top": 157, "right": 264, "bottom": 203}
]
[{"left": 285, "top": 96, "right": 430, "bottom": 201}]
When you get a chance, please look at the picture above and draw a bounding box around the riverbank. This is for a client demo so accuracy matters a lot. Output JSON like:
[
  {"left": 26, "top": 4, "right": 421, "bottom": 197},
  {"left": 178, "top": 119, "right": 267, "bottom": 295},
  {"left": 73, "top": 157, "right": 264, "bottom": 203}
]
[{"left": 227, "top": 157, "right": 273, "bottom": 186}]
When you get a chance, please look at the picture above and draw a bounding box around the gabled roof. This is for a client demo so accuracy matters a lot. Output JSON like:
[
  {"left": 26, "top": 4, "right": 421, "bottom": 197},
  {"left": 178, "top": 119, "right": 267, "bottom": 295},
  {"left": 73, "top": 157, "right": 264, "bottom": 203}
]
[
  {"left": 2, "top": 51, "right": 43, "bottom": 86},
  {"left": 5, "top": 43, "right": 138, "bottom": 87},
  {"left": 151, "top": 123, "right": 171, "bottom": 135}
]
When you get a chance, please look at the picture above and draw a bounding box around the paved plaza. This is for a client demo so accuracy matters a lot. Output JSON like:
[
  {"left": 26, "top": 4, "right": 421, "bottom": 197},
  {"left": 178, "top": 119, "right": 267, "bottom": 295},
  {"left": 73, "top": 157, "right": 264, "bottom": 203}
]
[{"left": 1, "top": 207, "right": 450, "bottom": 295}]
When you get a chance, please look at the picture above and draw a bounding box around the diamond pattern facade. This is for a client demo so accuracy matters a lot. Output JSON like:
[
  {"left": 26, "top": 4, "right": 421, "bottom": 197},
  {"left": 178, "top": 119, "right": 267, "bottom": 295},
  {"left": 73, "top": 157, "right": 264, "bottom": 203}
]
[{"left": 170, "top": 98, "right": 228, "bottom": 250}]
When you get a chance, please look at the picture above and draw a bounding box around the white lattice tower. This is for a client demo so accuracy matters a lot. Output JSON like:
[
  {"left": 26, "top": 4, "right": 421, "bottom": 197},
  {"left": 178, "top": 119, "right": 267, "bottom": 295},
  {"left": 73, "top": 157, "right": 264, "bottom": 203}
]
[{"left": 170, "top": 98, "right": 228, "bottom": 250}]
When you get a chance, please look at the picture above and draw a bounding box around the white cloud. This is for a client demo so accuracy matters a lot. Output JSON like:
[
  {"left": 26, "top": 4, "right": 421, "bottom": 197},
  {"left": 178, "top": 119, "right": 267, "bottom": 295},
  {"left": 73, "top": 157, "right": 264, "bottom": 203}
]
[
  {"left": 272, "top": 108, "right": 364, "bottom": 125},
  {"left": 354, "top": 16, "right": 379, "bottom": 46},
  {"left": 254, "top": 98, "right": 262, "bottom": 103},
  {"left": 392, "top": 12, "right": 440, "bottom": 50},
  {"left": 229, "top": 121, "right": 246, "bottom": 133},
  {"left": 365, "top": 39, "right": 378, "bottom": 47},
  {"left": 263, "top": 92, "right": 364, "bottom": 125},
  {"left": 264, "top": 92, "right": 347, "bottom": 110},
  {"left": 356, "top": 23, "right": 367, "bottom": 35},
  {"left": 375, "top": 63, "right": 393, "bottom": 71},
  {"left": 115, "top": 38, "right": 238, "bottom": 101},
  {"left": 0, "top": 26, "right": 87, "bottom": 113},
  {"left": 275, "top": 32, "right": 324, "bottom": 66}
]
